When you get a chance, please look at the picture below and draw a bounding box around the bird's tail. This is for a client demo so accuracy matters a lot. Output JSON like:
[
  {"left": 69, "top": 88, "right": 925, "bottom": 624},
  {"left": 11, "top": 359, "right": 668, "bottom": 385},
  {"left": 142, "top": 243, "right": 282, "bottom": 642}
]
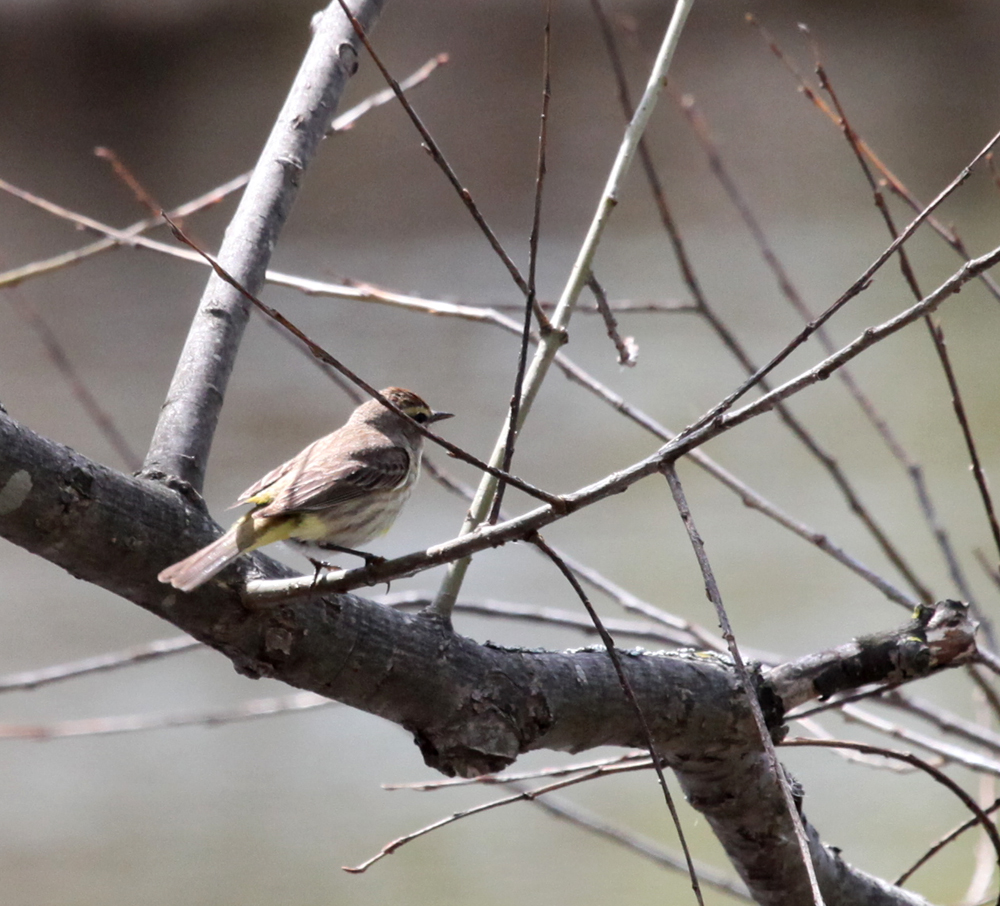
[{"left": 157, "top": 525, "right": 244, "bottom": 592}]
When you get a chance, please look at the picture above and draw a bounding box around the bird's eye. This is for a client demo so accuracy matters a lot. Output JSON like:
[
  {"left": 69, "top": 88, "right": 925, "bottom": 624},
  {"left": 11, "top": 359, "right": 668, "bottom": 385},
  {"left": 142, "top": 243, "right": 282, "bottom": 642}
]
[{"left": 412, "top": 411, "right": 429, "bottom": 424}]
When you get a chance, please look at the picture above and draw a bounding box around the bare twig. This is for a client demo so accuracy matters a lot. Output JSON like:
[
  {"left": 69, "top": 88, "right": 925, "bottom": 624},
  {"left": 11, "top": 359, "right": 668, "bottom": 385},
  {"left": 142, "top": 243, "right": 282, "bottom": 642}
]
[
  {"left": 0, "top": 692, "right": 332, "bottom": 739},
  {"left": 970, "top": 666, "right": 1000, "bottom": 725},
  {"left": 785, "top": 737, "right": 1000, "bottom": 902},
  {"left": 839, "top": 703, "right": 1000, "bottom": 776},
  {"left": 677, "top": 124, "right": 1000, "bottom": 439},
  {"left": 3, "top": 289, "right": 142, "bottom": 471},
  {"left": 94, "top": 146, "right": 163, "bottom": 217},
  {"left": 378, "top": 589, "right": 722, "bottom": 651},
  {"left": 0, "top": 171, "right": 251, "bottom": 289},
  {"left": 806, "top": 25, "right": 988, "bottom": 611},
  {"left": 882, "top": 690, "right": 1000, "bottom": 758},
  {"left": 679, "top": 92, "right": 936, "bottom": 604},
  {"left": 0, "top": 53, "right": 444, "bottom": 291},
  {"left": 345, "top": 764, "right": 643, "bottom": 874},
  {"left": 531, "top": 534, "right": 706, "bottom": 905},
  {"left": 0, "top": 636, "right": 199, "bottom": 692},
  {"left": 490, "top": 1, "right": 554, "bottom": 526},
  {"left": 593, "top": 4, "right": 932, "bottom": 607},
  {"left": 587, "top": 273, "right": 638, "bottom": 366},
  {"left": 489, "top": 299, "right": 694, "bottom": 314},
  {"left": 383, "top": 756, "right": 750, "bottom": 898},
  {"left": 327, "top": 52, "right": 449, "bottom": 134},
  {"left": 747, "top": 13, "right": 1000, "bottom": 305},
  {"left": 333, "top": 0, "right": 546, "bottom": 328},
  {"left": 421, "top": 456, "right": 734, "bottom": 652},
  {"left": 663, "top": 466, "right": 824, "bottom": 905},
  {"left": 716, "top": 243, "right": 1000, "bottom": 437},
  {"left": 430, "top": 0, "right": 697, "bottom": 622},
  {"left": 895, "top": 795, "right": 1000, "bottom": 887},
  {"left": 383, "top": 751, "right": 649, "bottom": 790},
  {"left": 165, "top": 218, "right": 561, "bottom": 509},
  {"left": 528, "top": 793, "right": 751, "bottom": 900}
]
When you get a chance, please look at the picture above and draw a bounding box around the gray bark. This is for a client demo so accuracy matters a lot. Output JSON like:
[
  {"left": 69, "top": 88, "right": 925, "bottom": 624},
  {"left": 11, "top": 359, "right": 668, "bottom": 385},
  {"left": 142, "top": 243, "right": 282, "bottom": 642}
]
[{"left": 0, "top": 407, "right": 974, "bottom": 906}]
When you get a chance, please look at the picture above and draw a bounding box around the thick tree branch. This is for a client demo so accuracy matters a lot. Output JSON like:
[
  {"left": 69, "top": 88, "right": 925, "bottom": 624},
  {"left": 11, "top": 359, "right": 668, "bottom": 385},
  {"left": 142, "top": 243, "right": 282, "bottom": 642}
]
[
  {"left": 0, "top": 408, "right": 977, "bottom": 904},
  {"left": 142, "top": 0, "right": 385, "bottom": 492}
]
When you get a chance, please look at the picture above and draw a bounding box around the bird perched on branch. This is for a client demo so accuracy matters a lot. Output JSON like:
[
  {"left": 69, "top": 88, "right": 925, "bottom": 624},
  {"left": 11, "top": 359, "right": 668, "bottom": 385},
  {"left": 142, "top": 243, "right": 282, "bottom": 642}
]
[{"left": 158, "top": 387, "right": 452, "bottom": 592}]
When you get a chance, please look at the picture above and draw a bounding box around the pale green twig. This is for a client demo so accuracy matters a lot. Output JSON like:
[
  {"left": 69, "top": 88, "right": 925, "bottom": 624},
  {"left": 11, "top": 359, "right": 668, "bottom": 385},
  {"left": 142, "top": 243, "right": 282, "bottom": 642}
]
[{"left": 428, "top": 0, "right": 697, "bottom": 621}]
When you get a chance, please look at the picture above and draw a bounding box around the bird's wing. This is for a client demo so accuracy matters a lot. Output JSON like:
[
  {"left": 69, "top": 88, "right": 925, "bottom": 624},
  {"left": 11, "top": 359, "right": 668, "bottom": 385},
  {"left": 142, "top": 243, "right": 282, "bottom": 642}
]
[
  {"left": 240, "top": 442, "right": 412, "bottom": 516},
  {"left": 235, "top": 457, "right": 299, "bottom": 507}
]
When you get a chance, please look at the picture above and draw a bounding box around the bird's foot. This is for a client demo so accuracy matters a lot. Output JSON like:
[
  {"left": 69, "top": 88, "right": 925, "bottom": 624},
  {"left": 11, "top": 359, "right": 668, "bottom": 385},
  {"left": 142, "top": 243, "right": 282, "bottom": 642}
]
[
  {"left": 359, "top": 552, "right": 389, "bottom": 591},
  {"left": 307, "top": 557, "right": 338, "bottom": 590}
]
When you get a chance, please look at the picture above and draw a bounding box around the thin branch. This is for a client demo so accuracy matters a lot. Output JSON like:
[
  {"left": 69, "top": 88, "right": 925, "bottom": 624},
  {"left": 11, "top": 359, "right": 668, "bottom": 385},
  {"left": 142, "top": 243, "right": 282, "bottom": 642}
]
[
  {"left": 326, "top": 51, "right": 449, "bottom": 134},
  {"left": 587, "top": 272, "right": 638, "bottom": 366},
  {"left": 165, "top": 218, "right": 561, "bottom": 509},
  {"left": 591, "top": 3, "right": 932, "bottom": 608},
  {"left": 663, "top": 466, "right": 824, "bottom": 905},
  {"left": 677, "top": 123, "right": 1000, "bottom": 440},
  {"left": 3, "top": 289, "right": 142, "bottom": 471},
  {"left": 792, "top": 714, "right": 920, "bottom": 773},
  {"left": 679, "top": 92, "right": 936, "bottom": 604},
  {"left": 490, "top": 299, "right": 694, "bottom": 313},
  {"left": 489, "top": 0, "right": 554, "bottom": 526},
  {"left": 420, "top": 458, "right": 735, "bottom": 652},
  {"left": 716, "top": 242, "right": 1000, "bottom": 438},
  {"left": 383, "top": 757, "right": 751, "bottom": 898},
  {"left": 528, "top": 793, "right": 751, "bottom": 901},
  {"left": 970, "top": 666, "right": 1000, "bottom": 725},
  {"left": 0, "top": 171, "right": 250, "bottom": 289},
  {"left": 895, "top": 795, "right": 1000, "bottom": 887},
  {"left": 245, "top": 242, "right": 995, "bottom": 604},
  {"left": 333, "top": 0, "right": 547, "bottom": 328},
  {"left": 383, "top": 751, "right": 649, "bottom": 791},
  {"left": 94, "top": 146, "right": 163, "bottom": 217},
  {"left": 882, "top": 690, "right": 1000, "bottom": 758},
  {"left": 379, "top": 589, "right": 721, "bottom": 651},
  {"left": 589, "top": 0, "right": 711, "bottom": 326},
  {"left": 0, "top": 636, "right": 199, "bottom": 692},
  {"left": 784, "top": 736, "right": 1000, "bottom": 903},
  {"left": 749, "top": 13, "right": 1000, "bottom": 306},
  {"left": 979, "top": 650, "right": 1000, "bottom": 680},
  {"left": 786, "top": 683, "right": 903, "bottom": 722},
  {"left": 926, "top": 313, "right": 1000, "bottom": 566},
  {"left": 430, "top": 0, "right": 697, "bottom": 622},
  {"left": 0, "top": 692, "right": 332, "bottom": 739},
  {"left": 839, "top": 702, "right": 1000, "bottom": 777},
  {"left": 547, "top": 342, "right": 917, "bottom": 610},
  {"left": 962, "top": 680, "right": 994, "bottom": 904},
  {"left": 0, "top": 52, "right": 445, "bottom": 291},
  {"left": 345, "top": 765, "right": 640, "bottom": 874},
  {"left": 806, "top": 26, "right": 988, "bottom": 611},
  {"left": 531, "top": 534, "right": 706, "bottom": 905}
]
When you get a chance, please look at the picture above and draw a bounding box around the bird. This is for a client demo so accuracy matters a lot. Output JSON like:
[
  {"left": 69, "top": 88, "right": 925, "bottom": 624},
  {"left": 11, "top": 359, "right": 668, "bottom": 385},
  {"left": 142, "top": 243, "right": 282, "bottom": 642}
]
[{"left": 157, "top": 387, "right": 452, "bottom": 592}]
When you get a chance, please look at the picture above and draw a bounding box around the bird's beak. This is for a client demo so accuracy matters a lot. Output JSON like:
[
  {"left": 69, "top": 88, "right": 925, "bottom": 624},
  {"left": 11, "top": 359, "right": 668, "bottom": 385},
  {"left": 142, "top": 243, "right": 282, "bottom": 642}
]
[{"left": 429, "top": 410, "right": 454, "bottom": 424}]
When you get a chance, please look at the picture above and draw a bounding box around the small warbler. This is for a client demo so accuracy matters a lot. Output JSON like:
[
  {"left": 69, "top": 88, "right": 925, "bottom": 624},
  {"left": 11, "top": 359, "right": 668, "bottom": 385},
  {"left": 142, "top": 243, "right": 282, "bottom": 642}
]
[{"left": 157, "top": 387, "right": 452, "bottom": 591}]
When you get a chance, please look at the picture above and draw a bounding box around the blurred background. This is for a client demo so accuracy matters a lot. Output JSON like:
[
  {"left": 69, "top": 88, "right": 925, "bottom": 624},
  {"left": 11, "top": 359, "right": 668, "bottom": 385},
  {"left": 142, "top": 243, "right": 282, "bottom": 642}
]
[{"left": 2, "top": 0, "right": 1000, "bottom": 902}]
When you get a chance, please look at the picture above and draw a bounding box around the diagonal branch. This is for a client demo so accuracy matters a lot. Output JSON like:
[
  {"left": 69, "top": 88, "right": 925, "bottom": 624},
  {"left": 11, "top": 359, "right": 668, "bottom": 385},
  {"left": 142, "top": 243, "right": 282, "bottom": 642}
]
[
  {"left": 142, "top": 0, "right": 385, "bottom": 492},
  {"left": 0, "top": 406, "right": 978, "bottom": 904},
  {"left": 245, "top": 242, "right": 999, "bottom": 605},
  {"left": 428, "top": 0, "right": 697, "bottom": 622}
]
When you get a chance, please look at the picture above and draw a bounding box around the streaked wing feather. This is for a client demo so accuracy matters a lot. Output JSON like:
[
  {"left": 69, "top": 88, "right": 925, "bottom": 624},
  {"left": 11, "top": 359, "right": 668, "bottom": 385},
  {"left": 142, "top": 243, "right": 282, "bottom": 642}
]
[
  {"left": 254, "top": 445, "right": 411, "bottom": 515},
  {"left": 235, "top": 457, "right": 300, "bottom": 506}
]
